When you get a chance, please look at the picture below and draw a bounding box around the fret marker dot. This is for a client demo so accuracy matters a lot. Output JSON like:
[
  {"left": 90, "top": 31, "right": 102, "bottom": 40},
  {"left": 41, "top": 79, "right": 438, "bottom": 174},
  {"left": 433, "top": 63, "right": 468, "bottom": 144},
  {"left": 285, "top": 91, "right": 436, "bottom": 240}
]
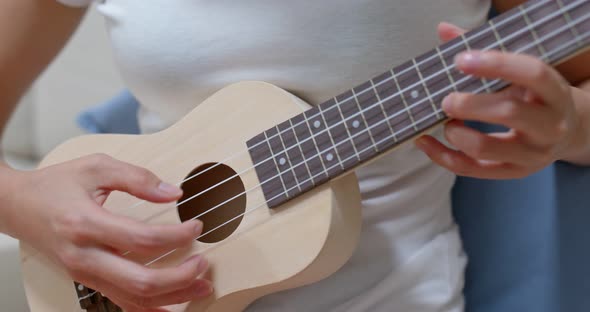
[
  {"left": 352, "top": 120, "right": 360, "bottom": 128},
  {"left": 313, "top": 120, "right": 321, "bottom": 128},
  {"left": 279, "top": 157, "right": 287, "bottom": 166},
  {"left": 326, "top": 153, "right": 334, "bottom": 162},
  {"left": 411, "top": 90, "right": 420, "bottom": 99},
  {"left": 78, "top": 284, "right": 85, "bottom": 291}
]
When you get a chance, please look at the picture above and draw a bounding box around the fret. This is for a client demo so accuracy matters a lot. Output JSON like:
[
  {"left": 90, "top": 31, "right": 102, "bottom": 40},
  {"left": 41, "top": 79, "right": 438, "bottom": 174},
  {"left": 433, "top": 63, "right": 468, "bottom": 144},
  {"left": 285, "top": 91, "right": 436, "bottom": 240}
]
[
  {"left": 556, "top": 0, "right": 582, "bottom": 46},
  {"left": 462, "top": 30, "right": 494, "bottom": 93},
  {"left": 464, "top": 22, "right": 501, "bottom": 52},
  {"left": 370, "top": 78, "right": 398, "bottom": 146},
  {"left": 415, "top": 49, "right": 453, "bottom": 120},
  {"left": 369, "top": 79, "right": 397, "bottom": 141},
  {"left": 334, "top": 100, "right": 362, "bottom": 163},
  {"left": 301, "top": 109, "right": 332, "bottom": 178},
  {"left": 278, "top": 120, "right": 315, "bottom": 192},
  {"left": 438, "top": 36, "right": 479, "bottom": 93},
  {"left": 292, "top": 113, "right": 328, "bottom": 185},
  {"left": 274, "top": 124, "right": 302, "bottom": 193},
  {"left": 247, "top": 132, "right": 288, "bottom": 208},
  {"left": 351, "top": 88, "right": 379, "bottom": 152},
  {"left": 333, "top": 91, "right": 376, "bottom": 161},
  {"left": 492, "top": 8, "right": 543, "bottom": 58},
  {"left": 265, "top": 128, "right": 299, "bottom": 198},
  {"left": 394, "top": 60, "right": 439, "bottom": 129},
  {"left": 435, "top": 47, "right": 459, "bottom": 92},
  {"left": 373, "top": 70, "right": 415, "bottom": 140},
  {"left": 485, "top": 14, "right": 533, "bottom": 92},
  {"left": 304, "top": 108, "right": 343, "bottom": 177},
  {"left": 412, "top": 58, "right": 442, "bottom": 120},
  {"left": 320, "top": 97, "right": 358, "bottom": 169},
  {"left": 569, "top": 1, "right": 590, "bottom": 45},
  {"left": 524, "top": 0, "right": 572, "bottom": 61},
  {"left": 352, "top": 82, "right": 394, "bottom": 153},
  {"left": 488, "top": 20, "right": 508, "bottom": 52},
  {"left": 521, "top": 1, "right": 560, "bottom": 59},
  {"left": 520, "top": 6, "right": 547, "bottom": 57},
  {"left": 318, "top": 104, "right": 347, "bottom": 171},
  {"left": 388, "top": 69, "right": 418, "bottom": 132}
]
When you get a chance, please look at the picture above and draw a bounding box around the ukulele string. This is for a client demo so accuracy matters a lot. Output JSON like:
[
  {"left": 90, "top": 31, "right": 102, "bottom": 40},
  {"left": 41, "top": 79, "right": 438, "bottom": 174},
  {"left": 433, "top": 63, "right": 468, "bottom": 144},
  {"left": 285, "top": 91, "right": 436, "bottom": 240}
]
[
  {"left": 126, "top": 0, "right": 554, "bottom": 223},
  {"left": 138, "top": 5, "right": 589, "bottom": 260},
  {"left": 150, "top": 4, "right": 588, "bottom": 229},
  {"left": 144, "top": 23, "right": 590, "bottom": 267},
  {"left": 74, "top": 93, "right": 518, "bottom": 302},
  {"left": 72, "top": 9, "right": 589, "bottom": 310},
  {"left": 127, "top": 0, "right": 577, "bottom": 235},
  {"left": 146, "top": 107, "right": 451, "bottom": 266}
]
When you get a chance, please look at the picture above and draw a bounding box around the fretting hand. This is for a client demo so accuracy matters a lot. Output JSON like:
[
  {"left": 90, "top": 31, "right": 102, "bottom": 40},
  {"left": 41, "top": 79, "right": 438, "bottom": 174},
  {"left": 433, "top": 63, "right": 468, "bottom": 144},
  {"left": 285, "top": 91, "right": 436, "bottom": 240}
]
[
  {"left": 415, "top": 23, "right": 589, "bottom": 179},
  {"left": 1, "top": 154, "right": 212, "bottom": 312}
]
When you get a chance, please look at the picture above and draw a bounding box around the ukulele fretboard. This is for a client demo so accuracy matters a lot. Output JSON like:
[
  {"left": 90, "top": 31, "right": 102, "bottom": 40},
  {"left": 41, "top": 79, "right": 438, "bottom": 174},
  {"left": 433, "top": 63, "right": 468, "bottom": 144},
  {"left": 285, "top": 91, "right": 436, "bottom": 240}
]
[{"left": 247, "top": 0, "right": 590, "bottom": 208}]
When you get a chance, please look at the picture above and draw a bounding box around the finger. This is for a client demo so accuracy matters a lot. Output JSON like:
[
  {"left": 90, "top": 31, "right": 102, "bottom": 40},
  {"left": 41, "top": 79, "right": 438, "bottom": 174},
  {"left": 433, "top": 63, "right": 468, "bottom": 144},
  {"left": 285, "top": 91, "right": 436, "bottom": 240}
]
[
  {"left": 443, "top": 121, "right": 550, "bottom": 166},
  {"left": 125, "top": 307, "right": 169, "bottom": 312},
  {"left": 120, "top": 304, "right": 169, "bottom": 312},
  {"left": 437, "top": 22, "right": 466, "bottom": 42},
  {"left": 119, "top": 279, "right": 212, "bottom": 309},
  {"left": 455, "top": 51, "right": 569, "bottom": 110},
  {"left": 414, "top": 135, "right": 529, "bottom": 179},
  {"left": 86, "top": 251, "right": 210, "bottom": 297},
  {"left": 72, "top": 274, "right": 171, "bottom": 312},
  {"left": 75, "top": 277, "right": 171, "bottom": 312},
  {"left": 81, "top": 154, "right": 183, "bottom": 203},
  {"left": 100, "top": 279, "right": 211, "bottom": 311},
  {"left": 88, "top": 210, "right": 202, "bottom": 254},
  {"left": 441, "top": 90, "right": 559, "bottom": 145}
]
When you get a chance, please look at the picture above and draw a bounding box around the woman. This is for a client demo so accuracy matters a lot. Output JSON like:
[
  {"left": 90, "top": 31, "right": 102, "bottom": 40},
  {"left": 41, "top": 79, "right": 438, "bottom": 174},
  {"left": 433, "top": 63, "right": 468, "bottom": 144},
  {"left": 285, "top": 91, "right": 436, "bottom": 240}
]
[{"left": 1, "top": 0, "right": 589, "bottom": 311}]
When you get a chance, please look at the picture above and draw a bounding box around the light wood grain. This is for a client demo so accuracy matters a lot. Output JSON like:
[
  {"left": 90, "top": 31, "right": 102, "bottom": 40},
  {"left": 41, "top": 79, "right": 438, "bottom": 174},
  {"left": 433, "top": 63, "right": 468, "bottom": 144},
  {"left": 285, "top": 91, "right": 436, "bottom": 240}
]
[{"left": 20, "top": 81, "right": 362, "bottom": 312}]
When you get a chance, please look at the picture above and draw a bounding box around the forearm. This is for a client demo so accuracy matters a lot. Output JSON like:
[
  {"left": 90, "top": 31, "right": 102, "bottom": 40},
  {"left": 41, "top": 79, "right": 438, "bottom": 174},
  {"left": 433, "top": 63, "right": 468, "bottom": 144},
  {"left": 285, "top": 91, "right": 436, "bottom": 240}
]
[
  {"left": 0, "top": 164, "right": 22, "bottom": 236},
  {"left": 0, "top": 137, "right": 19, "bottom": 235},
  {"left": 560, "top": 80, "right": 590, "bottom": 166},
  {"left": 0, "top": 1, "right": 86, "bottom": 137}
]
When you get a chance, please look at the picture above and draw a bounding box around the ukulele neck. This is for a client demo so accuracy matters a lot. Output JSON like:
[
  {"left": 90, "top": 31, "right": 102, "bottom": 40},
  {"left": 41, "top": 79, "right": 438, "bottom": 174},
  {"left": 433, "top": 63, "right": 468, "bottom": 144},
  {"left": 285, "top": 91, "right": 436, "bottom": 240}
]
[{"left": 247, "top": 0, "right": 590, "bottom": 208}]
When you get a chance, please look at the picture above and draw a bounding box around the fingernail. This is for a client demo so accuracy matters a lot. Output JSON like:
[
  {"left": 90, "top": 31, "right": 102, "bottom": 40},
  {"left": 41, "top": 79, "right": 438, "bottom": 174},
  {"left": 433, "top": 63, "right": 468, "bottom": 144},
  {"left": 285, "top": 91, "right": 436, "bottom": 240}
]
[
  {"left": 524, "top": 89, "right": 536, "bottom": 103},
  {"left": 441, "top": 152, "right": 454, "bottom": 166},
  {"left": 158, "top": 182, "right": 183, "bottom": 196},
  {"left": 456, "top": 51, "right": 483, "bottom": 70},
  {"left": 442, "top": 95, "right": 453, "bottom": 113},
  {"left": 195, "top": 281, "right": 213, "bottom": 297},
  {"left": 193, "top": 220, "right": 204, "bottom": 235},
  {"left": 196, "top": 257, "right": 209, "bottom": 273},
  {"left": 415, "top": 137, "right": 427, "bottom": 148},
  {"left": 445, "top": 123, "right": 460, "bottom": 138},
  {"left": 185, "top": 254, "right": 201, "bottom": 262}
]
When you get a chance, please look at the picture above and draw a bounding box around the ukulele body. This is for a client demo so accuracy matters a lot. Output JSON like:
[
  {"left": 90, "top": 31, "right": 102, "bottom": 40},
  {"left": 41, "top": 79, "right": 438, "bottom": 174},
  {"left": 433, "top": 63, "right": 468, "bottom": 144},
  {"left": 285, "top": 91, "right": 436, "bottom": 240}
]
[{"left": 19, "top": 81, "right": 363, "bottom": 311}]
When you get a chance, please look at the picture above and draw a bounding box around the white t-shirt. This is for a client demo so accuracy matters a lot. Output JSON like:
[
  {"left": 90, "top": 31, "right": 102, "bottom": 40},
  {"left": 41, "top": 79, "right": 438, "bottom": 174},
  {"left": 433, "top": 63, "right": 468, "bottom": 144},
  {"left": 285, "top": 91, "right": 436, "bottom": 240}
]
[{"left": 58, "top": 1, "right": 491, "bottom": 311}]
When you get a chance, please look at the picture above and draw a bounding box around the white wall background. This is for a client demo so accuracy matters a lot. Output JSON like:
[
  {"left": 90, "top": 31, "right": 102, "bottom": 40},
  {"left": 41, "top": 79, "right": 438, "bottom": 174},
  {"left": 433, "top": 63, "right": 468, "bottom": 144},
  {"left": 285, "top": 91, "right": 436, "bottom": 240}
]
[
  {"left": 3, "top": 6, "right": 124, "bottom": 164},
  {"left": 0, "top": 7, "right": 124, "bottom": 311}
]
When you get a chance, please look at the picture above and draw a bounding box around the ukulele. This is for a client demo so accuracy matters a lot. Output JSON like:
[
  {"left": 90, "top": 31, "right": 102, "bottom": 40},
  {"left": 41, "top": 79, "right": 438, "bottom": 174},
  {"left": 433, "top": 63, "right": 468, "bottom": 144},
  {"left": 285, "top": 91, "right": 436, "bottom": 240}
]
[{"left": 20, "top": 0, "right": 590, "bottom": 311}]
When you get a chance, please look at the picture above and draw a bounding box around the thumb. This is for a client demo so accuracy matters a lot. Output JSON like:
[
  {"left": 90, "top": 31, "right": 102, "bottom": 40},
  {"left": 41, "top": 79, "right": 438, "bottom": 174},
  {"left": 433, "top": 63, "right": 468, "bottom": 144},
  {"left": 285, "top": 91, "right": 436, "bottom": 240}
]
[
  {"left": 82, "top": 154, "right": 183, "bottom": 203},
  {"left": 438, "top": 22, "right": 466, "bottom": 43}
]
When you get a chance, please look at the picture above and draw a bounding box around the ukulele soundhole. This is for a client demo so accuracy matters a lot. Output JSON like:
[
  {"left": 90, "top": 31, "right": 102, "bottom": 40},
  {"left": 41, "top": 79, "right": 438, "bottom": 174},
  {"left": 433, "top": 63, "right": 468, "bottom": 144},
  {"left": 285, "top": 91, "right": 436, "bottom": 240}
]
[{"left": 177, "top": 163, "right": 246, "bottom": 243}]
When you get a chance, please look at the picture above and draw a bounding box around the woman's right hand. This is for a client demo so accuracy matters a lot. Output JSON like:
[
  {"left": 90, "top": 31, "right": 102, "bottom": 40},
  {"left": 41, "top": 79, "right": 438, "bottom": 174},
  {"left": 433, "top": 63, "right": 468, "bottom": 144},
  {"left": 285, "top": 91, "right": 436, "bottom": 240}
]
[{"left": 1, "top": 154, "right": 212, "bottom": 312}]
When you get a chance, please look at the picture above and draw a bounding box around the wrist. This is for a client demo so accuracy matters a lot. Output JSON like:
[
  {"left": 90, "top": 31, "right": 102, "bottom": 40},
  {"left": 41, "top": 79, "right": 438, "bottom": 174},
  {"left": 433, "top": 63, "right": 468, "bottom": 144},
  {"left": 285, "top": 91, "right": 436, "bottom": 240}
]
[
  {"left": 0, "top": 165, "right": 25, "bottom": 237},
  {"left": 559, "top": 86, "right": 590, "bottom": 165},
  {"left": 560, "top": 123, "right": 590, "bottom": 165}
]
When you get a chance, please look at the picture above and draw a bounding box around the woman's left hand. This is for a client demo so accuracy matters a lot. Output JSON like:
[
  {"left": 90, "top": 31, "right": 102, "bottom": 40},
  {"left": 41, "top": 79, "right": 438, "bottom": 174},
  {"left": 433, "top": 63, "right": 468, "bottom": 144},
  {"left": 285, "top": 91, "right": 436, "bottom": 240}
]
[{"left": 415, "top": 23, "right": 586, "bottom": 179}]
